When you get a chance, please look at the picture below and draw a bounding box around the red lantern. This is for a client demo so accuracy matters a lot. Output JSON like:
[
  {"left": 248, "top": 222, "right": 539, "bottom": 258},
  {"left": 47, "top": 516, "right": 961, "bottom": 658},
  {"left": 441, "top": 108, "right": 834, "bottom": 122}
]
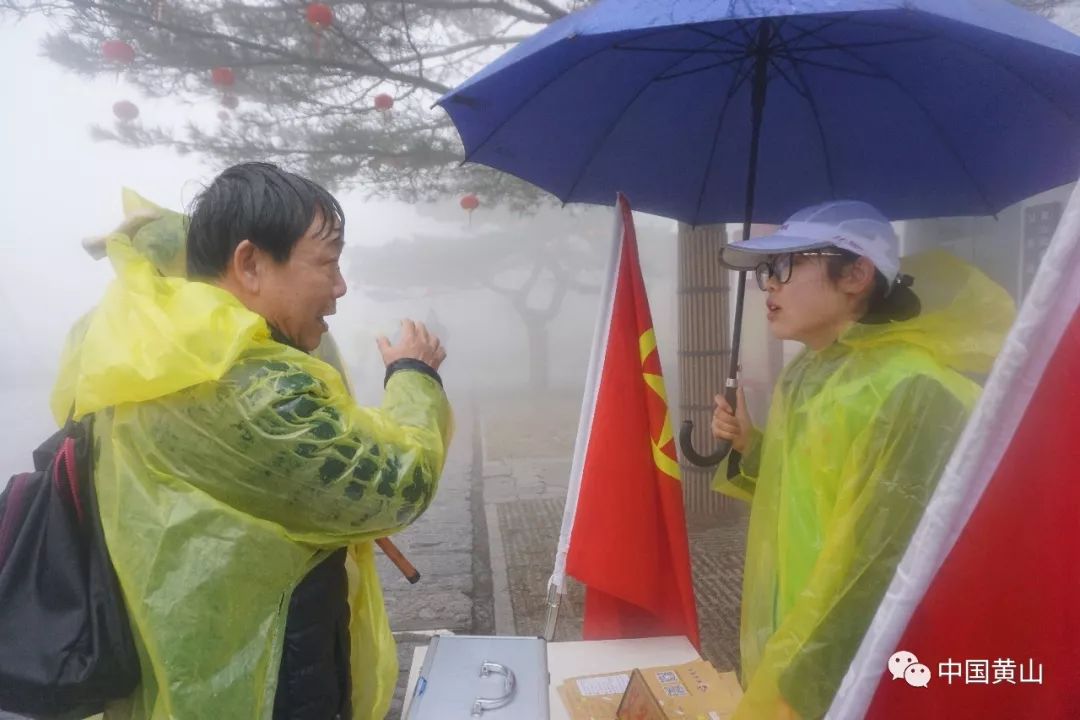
[
  {"left": 113, "top": 100, "right": 139, "bottom": 121},
  {"left": 221, "top": 93, "right": 239, "bottom": 110},
  {"left": 101, "top": 40, "right": 135, "bottom": 65},
  {"left": 460, "top": 194, "right": 480, "bottom": 212},
  {"left": 374, "top": 93, "right": 394, "bottom": 112},
  {"left": 211, "top": 67, "right": 236, "bottom": 88},
  {"left": 306, "top": 3, "right": 333, "bottom": 29}
]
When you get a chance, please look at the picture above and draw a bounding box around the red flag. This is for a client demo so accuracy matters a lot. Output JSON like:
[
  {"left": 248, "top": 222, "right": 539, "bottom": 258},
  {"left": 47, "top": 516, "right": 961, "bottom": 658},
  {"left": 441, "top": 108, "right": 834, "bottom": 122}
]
[
  {"left": 563, "top": 194, "right": 700, "bottom": 648},
  {"left": 829, "top": 187, "right": 1080, "bottom": 719}
]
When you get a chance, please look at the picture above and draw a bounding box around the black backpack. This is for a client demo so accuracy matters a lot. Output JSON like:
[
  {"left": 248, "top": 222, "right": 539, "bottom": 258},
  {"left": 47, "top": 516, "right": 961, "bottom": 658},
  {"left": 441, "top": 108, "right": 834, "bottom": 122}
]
[{"left": 0, "top": 415, "right": 140, "bottom": 717}]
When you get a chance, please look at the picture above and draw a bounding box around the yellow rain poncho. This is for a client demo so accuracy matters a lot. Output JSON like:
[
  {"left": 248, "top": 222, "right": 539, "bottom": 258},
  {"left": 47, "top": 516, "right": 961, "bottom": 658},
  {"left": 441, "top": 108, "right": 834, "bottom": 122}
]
[
  {"left": 52, "top": 191, "right": 451, "bottom": 719},
  {"left": 714, "top": 252, "right": 1015, "bottom": 719}
]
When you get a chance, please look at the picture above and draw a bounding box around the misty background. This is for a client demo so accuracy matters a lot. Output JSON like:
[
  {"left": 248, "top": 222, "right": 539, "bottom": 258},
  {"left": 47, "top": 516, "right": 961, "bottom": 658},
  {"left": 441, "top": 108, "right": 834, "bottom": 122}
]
[
  {"left": 3, "top": 0, "right": 1079, "bottom": 480},
  {"left": 0, "top": 12, "right": 682, "bottom": 478}
]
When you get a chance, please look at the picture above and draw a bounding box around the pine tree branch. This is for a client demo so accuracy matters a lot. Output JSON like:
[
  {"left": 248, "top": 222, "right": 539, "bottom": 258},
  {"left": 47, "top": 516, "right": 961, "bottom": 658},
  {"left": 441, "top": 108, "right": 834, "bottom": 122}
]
[
  {"left": 395, "top": 0, "right": 553, "bottom": 25},
  {"left": 517, "top": 0, "right": 567, "bottom": 21},
  {"left": 385, "top": 33, "right": 530, "bottom": 67},
  {"left": 398, "top": 0, "right": 425, "bottom": 85},
  {"left": 73, "top": 0, "right": 454, "bottom": 93}
]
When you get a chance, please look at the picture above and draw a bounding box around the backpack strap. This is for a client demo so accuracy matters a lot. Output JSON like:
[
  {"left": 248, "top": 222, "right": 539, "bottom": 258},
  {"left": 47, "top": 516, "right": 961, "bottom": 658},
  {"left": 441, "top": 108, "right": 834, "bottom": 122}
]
[
  {"left": 53, "top": 439, "right": 85, "bottom": 525},
  {"left": 55, "top": 404, "right": 90, "bottom": 526}
]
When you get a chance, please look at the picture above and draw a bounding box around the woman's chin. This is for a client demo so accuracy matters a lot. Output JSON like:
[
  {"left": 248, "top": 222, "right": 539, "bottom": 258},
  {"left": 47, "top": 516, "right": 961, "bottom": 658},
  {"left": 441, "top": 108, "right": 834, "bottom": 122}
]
[{"left": 766, "top": 318, "right": 792, "bottom": 341}]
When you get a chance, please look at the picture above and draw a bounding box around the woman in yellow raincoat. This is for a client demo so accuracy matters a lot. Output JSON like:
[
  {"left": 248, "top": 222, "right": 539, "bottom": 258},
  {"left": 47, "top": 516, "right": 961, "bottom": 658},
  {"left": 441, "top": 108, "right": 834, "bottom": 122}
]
[
  {"left": 710, "top": 201, "right": 1015, "bottom": 719},
  {"left": 53, "top": 165, "right": 451, "bottom": 720}
]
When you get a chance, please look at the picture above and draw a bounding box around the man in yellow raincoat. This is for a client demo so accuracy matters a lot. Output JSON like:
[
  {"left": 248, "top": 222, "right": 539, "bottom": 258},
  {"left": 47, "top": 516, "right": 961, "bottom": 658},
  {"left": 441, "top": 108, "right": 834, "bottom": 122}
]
[
  {"left": 53, "top": 163, "right": 452, "bottom": 720},
  {"left": 710, "top": 201, "right": 1015, "bottom": 719}
]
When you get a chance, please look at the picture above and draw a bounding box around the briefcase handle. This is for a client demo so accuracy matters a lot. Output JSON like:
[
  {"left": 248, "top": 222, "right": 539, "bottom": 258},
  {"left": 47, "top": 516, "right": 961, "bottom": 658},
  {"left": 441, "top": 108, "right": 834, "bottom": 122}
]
[{"left": 471, "top": 661, "right": 516, "bottom": 716}]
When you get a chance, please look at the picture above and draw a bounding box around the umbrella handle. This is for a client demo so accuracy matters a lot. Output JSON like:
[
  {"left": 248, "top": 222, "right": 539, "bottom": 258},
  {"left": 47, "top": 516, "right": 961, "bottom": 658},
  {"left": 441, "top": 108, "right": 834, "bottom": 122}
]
[
  {"left": 375, "top": 537, "right": 421, "bottom": 584},
  {"left": 679, "top": 384, "right": 738, "bottom": 467}
]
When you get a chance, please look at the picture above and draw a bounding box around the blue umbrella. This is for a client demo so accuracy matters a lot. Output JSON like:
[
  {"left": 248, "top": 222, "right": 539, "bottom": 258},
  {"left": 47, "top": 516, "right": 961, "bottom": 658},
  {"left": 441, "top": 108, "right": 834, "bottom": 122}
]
[{"left": 437, "top": 0, "right": 1080, "bottom": 463}]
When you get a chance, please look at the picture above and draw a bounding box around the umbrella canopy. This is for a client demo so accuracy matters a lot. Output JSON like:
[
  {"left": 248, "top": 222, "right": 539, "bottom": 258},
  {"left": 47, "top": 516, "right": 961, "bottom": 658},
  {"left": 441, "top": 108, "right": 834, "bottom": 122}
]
[{"left": 438, "top": 0, "right": 1080, "bottom": 225}]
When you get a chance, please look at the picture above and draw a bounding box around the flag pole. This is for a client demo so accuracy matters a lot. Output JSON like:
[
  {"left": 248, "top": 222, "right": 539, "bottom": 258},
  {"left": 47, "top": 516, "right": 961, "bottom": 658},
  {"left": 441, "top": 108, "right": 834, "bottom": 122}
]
[{"left": 543, "top": 195, "right": 627, "bottom": 641}]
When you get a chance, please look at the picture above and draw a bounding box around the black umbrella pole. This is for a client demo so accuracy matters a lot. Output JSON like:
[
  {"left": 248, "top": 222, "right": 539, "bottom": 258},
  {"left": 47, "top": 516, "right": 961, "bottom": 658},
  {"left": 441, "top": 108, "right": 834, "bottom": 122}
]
[{"left": 679, "top": 21, "right": 770, "bottom": 469}]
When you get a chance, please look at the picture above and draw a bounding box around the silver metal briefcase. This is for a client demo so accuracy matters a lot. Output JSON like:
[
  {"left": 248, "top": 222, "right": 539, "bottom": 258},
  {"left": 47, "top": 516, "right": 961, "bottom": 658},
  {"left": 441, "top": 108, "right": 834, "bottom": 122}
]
[{"left": 405, "top": 635, "right": 549, "bottom": 719}]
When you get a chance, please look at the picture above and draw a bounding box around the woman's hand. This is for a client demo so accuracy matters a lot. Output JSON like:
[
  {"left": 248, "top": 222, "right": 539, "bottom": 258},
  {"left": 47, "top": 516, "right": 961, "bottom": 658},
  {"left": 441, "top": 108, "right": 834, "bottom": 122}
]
[{"left": 711, "top": 386, "right": 752, "bottom": 455}]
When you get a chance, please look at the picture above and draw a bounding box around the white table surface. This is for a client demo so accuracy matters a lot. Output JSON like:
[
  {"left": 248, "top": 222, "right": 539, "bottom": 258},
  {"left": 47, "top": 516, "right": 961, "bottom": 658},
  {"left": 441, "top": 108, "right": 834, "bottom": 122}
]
[{"left": 401, "top": 635, "right": 701, "bottom": 719}]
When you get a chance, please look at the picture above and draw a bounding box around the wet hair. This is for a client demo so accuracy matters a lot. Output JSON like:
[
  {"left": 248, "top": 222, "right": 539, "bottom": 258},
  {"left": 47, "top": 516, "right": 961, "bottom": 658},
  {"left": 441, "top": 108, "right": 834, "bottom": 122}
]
[
  {"left": 186, "top": 162, "right": 344, "bottom": 279},
  {"left": 825, "top": 248, "right": 921, "bottom": 324}
]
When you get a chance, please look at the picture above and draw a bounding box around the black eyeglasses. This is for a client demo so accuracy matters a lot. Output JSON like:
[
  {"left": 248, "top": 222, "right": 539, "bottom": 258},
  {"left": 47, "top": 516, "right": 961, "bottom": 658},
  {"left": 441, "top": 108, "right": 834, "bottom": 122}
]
[{"left": 754, "top": 251, "right": 845, "bottom": 291}]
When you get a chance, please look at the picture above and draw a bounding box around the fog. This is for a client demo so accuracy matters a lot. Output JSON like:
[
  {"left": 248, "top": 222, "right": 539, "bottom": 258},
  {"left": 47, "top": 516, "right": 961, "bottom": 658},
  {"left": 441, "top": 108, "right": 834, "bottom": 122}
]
[
  {"left": 0, "top": 15, "right": 679, "bottom": 479},
  {"left": 4, "top": 3, "right": 1080, "bottom": 480}
]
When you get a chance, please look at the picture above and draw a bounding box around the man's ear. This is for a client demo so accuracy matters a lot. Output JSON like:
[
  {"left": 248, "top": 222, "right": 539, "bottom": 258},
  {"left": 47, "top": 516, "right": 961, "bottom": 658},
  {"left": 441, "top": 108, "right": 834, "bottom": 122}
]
[{"left": 229, "top": 239, "right": 262, "bottom": 294}]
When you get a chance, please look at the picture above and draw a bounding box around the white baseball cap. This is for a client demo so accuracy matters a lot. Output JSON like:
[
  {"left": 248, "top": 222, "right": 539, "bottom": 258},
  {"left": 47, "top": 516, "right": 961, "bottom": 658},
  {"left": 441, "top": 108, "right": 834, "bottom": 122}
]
[{"left": 720, "top": 200, "right": 901, "bottom": 284}]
